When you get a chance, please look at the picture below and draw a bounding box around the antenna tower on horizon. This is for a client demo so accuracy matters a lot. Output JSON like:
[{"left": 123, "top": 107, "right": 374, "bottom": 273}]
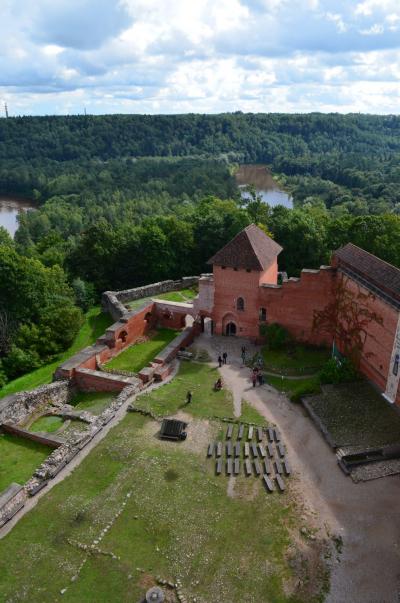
[{"left": 4, "top": 103, "right": 9, "bottom": 118}]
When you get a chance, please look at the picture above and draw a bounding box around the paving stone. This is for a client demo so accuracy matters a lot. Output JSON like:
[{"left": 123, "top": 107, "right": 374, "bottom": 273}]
[
  {"left": 248, "top": 425, "right": 254, "bottom": 440},
  {"left": 226, "top": 424, "right": 234, "bottom": 439},
  {"left": 244, "top": 459, "right": 252, "bottom": 476},
  {"left": 258, "top": 444, "right": 266, "bottom": 458},
  {"left": 234, "top": 442, "right": 241, "bottom": 457},
  {"left": 251, "top": 442, "right": 258, "bottom": 458},
  {"left": 253, "top": 459, "right": 261, "bottom": 476},
  {"left": 207, "top": 443, "right": 215, "bottom": 457},
  {"left": 267, "top": 443, "right": 274, "bottom": 458},
  {"left": 216, "top": 459, "right": 222, "bottom": 475},
  {"left": 263, "top": 475, "right": 275, "bottom": 492},
  {"left": 237, "top": 424, "right": 244, "bottom": 440},
  {"left": 256, "top": 427, "right": 263, "bottom": 442},
  {"left": 275, "top": 474, "right": 286, "bottom": 491},
  {"left": 244, "top": 442, "right": 250, "bottom": 458},
  {"left": 234, "top": 458, "right": 240, "bottom": 475}
]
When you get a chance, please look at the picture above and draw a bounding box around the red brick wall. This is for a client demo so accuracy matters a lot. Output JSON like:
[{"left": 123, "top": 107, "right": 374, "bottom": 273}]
[{"left": 74, "top": 370, "right": 130, "bottom": 392}]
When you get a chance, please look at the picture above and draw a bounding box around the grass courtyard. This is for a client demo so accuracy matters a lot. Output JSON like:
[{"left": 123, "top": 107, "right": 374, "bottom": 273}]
[
  {"left": 126, "top": 287, "right": 197, "bottom": 310},
  {"left": 0, "top": 361, "right": 328, "bottom": 602},
  {"left": 106, "top": 328, "right": 178, "bottom": 374},
  {"left": 262, "top": 344, "right": 330, "bottom": 376},
  {"left": 0, "top": 434, "right": 51, "bottom": 492},
  {"left": 29, "top": 415, "right": 64, "bottom": 433},
  {"left": 70, "top": 392, "right": 116, "bottom": 416}
]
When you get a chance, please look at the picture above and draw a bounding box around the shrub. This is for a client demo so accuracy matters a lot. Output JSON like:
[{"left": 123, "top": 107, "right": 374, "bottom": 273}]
[
  {"left": 319, "top": 357, "right": 358, "bottom": 384},
  {"left": 262, "top": 323, "right": 290, "bottom": 350},
  {"left": 290, "top": 380, "right": 321, "bottom": 403}
]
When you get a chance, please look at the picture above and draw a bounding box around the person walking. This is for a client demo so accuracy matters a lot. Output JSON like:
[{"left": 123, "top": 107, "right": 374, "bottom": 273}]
[
  {"left": 218, "top": 355, "right": 222, "bottom": 367},
  {"left": 241, "top": 345, "right": 246, "bottom": 365},
  {"left": 257, "top": 372, "right": 263, "bottom": 386},
  {"left": 222, "top": 351, "right": 227, "bottom": 365},
  {"left": 186, "top": 390, "right": 193, "bottom": 405},
  {"left": 252, "top": 372, "right": 257, "bottom": 388}
]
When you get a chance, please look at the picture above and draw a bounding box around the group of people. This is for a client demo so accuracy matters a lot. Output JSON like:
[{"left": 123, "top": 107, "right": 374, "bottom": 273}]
[
  {"left": 217, "top": 352, "right": 228, "bottom": 367},
  {"left": 251, "top": 365, "right": 264, "bottom": 387}
]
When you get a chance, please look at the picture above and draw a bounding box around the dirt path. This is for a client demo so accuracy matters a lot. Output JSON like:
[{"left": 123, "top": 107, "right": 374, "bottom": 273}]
[{"left": 197, "top": 334, "right": 400, "bottom": 603}]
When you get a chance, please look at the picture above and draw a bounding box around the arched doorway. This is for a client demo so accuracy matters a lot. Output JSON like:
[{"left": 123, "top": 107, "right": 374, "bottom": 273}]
[{"left": 226, "top": 322, "right": 237, "bottom": 336}]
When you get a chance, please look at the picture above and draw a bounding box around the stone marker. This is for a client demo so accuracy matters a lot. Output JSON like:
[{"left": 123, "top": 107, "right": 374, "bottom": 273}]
[
  {"left": 267, "top": 428, "right": 274, "bottom": 442},
  {"left": 244, "top": 442, "right": 250, "bottom": 458},
  {"left": 226, "top": 424, "right": 234, "bottom": 439},
  {"left": 237, "top": 424, "right": 244, "bottom": 440},
  {"left": 274, "top": 459, "right": 283, "bottom": 474},
  {"left": 263, "top": 475, "right": 275, "bottom": 492},
  {"left": 207, "top": 443, "right": 215, "bottom": 457},
  {"left": 275, "top": 474, "right": 285, "bottom": 492},
  {"left": 226, "top": 442, "right": 232, "bottom": 457},
  {"left": 264, "top": 459, "right": 272, "bottom": 474},
  {"left": 277, "top": 442, "right": 285, "bottom": 458},
  {"left": 244, "top": 459, "right": 252, "bottom": 476},
  {"left": 248, "top": 425, "right": 254, "bottom": 440},
  {"left": 253, "top": 459, "right": 261, "bottom": 476},
  {"left": 274, "top": 428, "right": 281, "bottom": 442},
  {"left": 226, "top": 458, "right": 233, "bottom": 475},
  {"left": 146, "top": 586, "right": 165, "bottom": 602},
  {"left": 216, "top": 442, "right": 222, "bottom": 457},
  {"left": 283, "top": 459, "right": 292, "bottom": 476},
  {"left": 256, "top": 427, "right": 263, "bottom": 442},
  {"left": 267, "top": 443, "right": 274, "bottom": 458},
  {"left": 258, "top": 444, "right": 266, "bottom": 458},
  {"left": 234, "top": 442, "right": 241, "bottom": 457},
  {"left": 234, "top": 458, "right": 240, "bottom": 475},
  {"left": 251, "top": 442, "right": 258, "bottom": 458},
  {"left": 216, "top": 459, "right": 222, "bottom": 475}
]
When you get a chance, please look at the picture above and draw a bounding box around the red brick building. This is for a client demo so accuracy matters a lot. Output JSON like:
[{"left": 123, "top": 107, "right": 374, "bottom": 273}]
[{"left": 194, "top": 224, "right": 400, "bottom": 405}]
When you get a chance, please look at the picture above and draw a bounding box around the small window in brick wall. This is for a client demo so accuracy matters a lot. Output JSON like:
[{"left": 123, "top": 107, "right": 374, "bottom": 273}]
[
  {"left": 259, "top": 307, "right": 267, "bottom": 321},
  {"left": 237, "top": 297, "right": 245, "bottom": 311}
]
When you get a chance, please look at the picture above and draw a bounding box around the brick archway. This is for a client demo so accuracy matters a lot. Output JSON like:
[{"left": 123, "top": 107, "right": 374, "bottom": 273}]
[{"left": 222, "top": 313, "right": 238, "bottom": 336}]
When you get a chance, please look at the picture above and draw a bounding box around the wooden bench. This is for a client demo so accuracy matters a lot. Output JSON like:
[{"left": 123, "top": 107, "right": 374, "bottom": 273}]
[
  {"left": 264, "top": 459, "right": 272, "bottom": 474},
  {"left": 216, "top": 459, "right": 222, "bottom": 475},
  {"left": 226, "top": 458, "right": 233, "bottom": 475},
  {"left": 274, "top": 460, "right": 283, "bottom": 474},
  {"left": 253, "top": 459, "right": 261, "bottom": 476},
  {"left": 258, "top": 444, "right": 266, "bottom": 458},
  {"left": 207, "top": 443, "right": 215, "bottom": 457},
  {"left": 237, "top": 424, "right": 244, "bottom": 440},
  {"left": 267, "top": 443, "right": 274, "bottom": 458},
  {"left": 244, "top": 442, "right": 250, "bottom": 458},
  {"left": 277, "top": 442, "right": 286, "bottom": 458},
  {"left": 226, "top": 442, "right": 232, "bottom": 457},
  {"left": 251, "top": 442, "right": 258, "bottom": 458},
  {"left": 275, "top": 474, "right": 285, "bottom": 492},
  {"left": 234, "top": 459, "right": 240, "bottom": 475},
  {"left": 244, "top": 459, "right": 252, "bottom": 476},
  {"left": 256, "top": 427, "right": 263, "bottom": 442},
  {"left": 226, "top": 424, "right": 234, "bottom": 439},
  {"left": 216, "top": 442, "right": 222, "bottom": 458},
  {"left": 263, "top": 475, "right": 275, "bottom": 492},
  {"left": 248, "top": 425, "right": 254, "bottom": 440},
  {"left": 267, "top": 428, "right": 274, "bottom": 442},
  {"left": 234, "top": 442, "right": 241, "bottom": 457},
  {"left": 274, "top": 428, "right": 281, "bottom": 442},
  {"left": 283, "top": 459, "right": 292, "bottom": 476}
]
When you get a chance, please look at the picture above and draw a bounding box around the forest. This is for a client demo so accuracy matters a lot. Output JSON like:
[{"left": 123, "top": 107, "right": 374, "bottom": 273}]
[{"left": 1, "top": 112, "right": 400, "bottom": 387}]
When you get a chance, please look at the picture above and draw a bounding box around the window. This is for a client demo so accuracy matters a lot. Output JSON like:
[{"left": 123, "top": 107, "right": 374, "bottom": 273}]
[
  {"left": 222, "top": 266, "right": 226, "bottom": 270},
  {"left": 234, "top": 267, "right": 238, "bottom": 271},
  {"left": 246, "top": 268, "right": 251, "bottom": 273},
  {"left": 259, "top": 307, "right": 267, "bottom": 321},
  {"left": 237, "top": 297, "right": 245, "bottom": 311}
]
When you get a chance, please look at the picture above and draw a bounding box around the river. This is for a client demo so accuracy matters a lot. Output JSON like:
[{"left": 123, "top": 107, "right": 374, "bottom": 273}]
[
  {"left": 236, "top": 164, "right": 293, "bottom": 209},
  {"left": 0, "top": 197, "right": 36, "bottom": 237}
]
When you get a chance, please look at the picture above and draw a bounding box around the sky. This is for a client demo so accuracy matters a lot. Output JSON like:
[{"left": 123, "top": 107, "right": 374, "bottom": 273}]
[{"left": 1, "top": 0, "right": 400, "bottom": 116}]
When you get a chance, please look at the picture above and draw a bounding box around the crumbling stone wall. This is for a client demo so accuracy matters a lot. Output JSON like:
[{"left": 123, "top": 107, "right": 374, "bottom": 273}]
[
  {"left": 102, "top": 276, "right": 199, "bottom": 321},
  {"left": 0, "top": 483, "right": 27, "bottom": 528},
  {"left": 0, "top": 381, "right": 74, "bottom": 425}
]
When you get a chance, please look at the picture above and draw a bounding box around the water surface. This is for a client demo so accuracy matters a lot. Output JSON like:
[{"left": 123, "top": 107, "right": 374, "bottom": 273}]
[
  {"left": 236, "top": 165, "right": 293, "bottom": 209},
  {"left": 0, "top": 196, "right": 35, "bottom": 237}
]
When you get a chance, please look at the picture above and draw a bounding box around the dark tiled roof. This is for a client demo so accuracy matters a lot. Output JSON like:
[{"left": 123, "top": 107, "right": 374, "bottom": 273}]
[
  {"left": 334, "top": 243, "right": 400, "bottom": 305},
  {"left": 208, "top": 224, "right": 282, "bottom": 271}
]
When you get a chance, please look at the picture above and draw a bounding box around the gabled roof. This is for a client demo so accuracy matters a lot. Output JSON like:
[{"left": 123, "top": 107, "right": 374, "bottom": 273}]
[
  {"left": 334, "top": 243, "right": 400, "bottom": 307},
  {"left": 208, "top": 224, "right": 282, "bottom": 271}
]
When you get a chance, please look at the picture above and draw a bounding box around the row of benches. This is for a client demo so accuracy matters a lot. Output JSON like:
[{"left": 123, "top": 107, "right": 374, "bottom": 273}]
[
  {"left": 216, "top": 457, "right": 291, "bottom": 478},
  {"left": 207, "top": 440, "right": 286, "bottom": 460},
  {"left": 225, "top": 423, "right": 281, "bottom": 443}
]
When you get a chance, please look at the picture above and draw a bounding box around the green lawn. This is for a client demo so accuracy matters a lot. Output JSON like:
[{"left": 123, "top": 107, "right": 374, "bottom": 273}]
[
  {"left": 265, "top": 374, "right": 321, "bottom": 402},
  {"left": 0, "top": 307, "right": 113, "bottom": 399},
  {"left": 262, "top": 344, "right": 330, "bottom": 376},
  {"left": 29, "top": 416, "right": 64, "bottom": 433},
  {"left": 106, "top": 328, "right": 179, "bottom": 374},
  {"left": 0, "top": 434, "right": 51, "bottom": 491},
  {"left": 0, "top": 411, "right": 328, "bottom": 602},
  {"left": 126, "top": 287, "right": 197, "bottom": 309},
  {"left": 70, "top": 392, "right": 116, "bottom": 416}
]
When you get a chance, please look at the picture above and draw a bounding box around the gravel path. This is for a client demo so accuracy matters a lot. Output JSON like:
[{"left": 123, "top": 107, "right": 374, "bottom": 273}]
[{"left": 198, "top": 334, "right": 400, "bottom": 603}]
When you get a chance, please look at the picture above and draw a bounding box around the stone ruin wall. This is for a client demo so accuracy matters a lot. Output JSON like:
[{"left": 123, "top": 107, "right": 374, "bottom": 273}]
[
  {"left": 102, "top": 276, "right": 199, "bottom": 321},
  {"left": 0, "top": 380, "right": 74, "bottom": 426}
]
